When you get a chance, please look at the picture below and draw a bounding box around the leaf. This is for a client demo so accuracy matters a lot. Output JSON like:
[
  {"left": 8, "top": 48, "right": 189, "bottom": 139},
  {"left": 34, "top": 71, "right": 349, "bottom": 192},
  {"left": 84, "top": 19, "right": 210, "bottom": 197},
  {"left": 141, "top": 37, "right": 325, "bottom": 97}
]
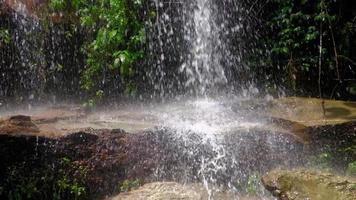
[{"left": 109, "top": 30, "right": 117, "bottom": 39}]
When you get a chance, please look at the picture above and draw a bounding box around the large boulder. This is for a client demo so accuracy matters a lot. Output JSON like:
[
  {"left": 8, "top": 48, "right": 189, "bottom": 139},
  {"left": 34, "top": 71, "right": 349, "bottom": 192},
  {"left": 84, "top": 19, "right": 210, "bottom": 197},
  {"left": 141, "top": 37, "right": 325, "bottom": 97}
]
[{"left": 261, "top": 170, "right": 356, "bottom": 200}]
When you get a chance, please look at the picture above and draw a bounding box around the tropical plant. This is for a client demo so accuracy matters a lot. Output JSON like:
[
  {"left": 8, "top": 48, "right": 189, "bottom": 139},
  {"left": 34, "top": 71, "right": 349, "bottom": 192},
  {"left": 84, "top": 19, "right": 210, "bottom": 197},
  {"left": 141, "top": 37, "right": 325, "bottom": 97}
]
[
  {"left": 49, "top": 0, "right": 145, "bottom": 98},
  {"left": 263, "top": 0, "right": 356, "bottom": 98}
]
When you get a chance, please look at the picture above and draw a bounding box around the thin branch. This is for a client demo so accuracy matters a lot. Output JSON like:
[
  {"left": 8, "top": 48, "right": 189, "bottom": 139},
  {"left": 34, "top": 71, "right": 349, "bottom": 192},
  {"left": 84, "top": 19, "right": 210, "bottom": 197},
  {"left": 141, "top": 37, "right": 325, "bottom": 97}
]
[
  {"left": 329, "top": 82, "right": 340, "bottom": 99},
  {"left": 319, "top": 0, "right": 326, "bottom": 118},
  {"left": 319, "top": 18, "right": 323, "bottom": 98},
  {"left": 328, "top": 15, "right": 341, "bottom": 81},
  {"left": 333, "top": 79, "right": 356, "bottom": 81}
]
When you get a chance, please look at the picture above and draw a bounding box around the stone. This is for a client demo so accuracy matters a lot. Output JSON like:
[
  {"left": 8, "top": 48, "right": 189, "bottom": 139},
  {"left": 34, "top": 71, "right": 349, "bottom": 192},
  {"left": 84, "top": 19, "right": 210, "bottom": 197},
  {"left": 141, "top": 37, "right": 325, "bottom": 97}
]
[
  {"left": 0, "top": 106, "right": 87, "bottom": 137},
  {"left": 268, "top": 97, "right": 356, "bottom": 127},
  {"left": 3, "top": 0, "right": 47, "bottom": 18},
  {"left": 0, "top": 115, "right": 40, "bottom": 135},
  {"left": 108, "top": 182, "right": 208, "bottom": 200},
  {"left": 107, "top": 182, "right": 256, "bottom": 200},
  {"left": 262, "top": 169, "right": 356, "bottom": 200}
]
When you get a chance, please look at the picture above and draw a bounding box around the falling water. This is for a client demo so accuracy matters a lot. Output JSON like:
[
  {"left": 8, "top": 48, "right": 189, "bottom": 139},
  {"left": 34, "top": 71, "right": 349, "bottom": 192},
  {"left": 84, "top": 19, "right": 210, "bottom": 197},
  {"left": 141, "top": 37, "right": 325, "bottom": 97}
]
[
  {"left": 147, "top": 97, "right": 303, "bottom": 199},
  {"left": 147, "top": 0, "right": 260, "bottom": 97},
  {"left": 144, "top": 1, "right": 301, "bottom": 199},
  {"left": 0, "top": 8, "right": 45, "bottom": 99},
  {"left": 180, "top": 0, "right": 227, "bottom": 95},
  {"left": 0, "top": 2, "right": 84, "bottom": 102}
]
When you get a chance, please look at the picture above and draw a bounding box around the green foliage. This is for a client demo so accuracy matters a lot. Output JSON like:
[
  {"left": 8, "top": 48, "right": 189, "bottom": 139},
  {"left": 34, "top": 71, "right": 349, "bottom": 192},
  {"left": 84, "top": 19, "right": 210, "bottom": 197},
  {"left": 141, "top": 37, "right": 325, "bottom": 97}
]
[
  {"left": 1, "top": 157, "right": 88, "bottom": 200},
  {"left": 346, "top": 83, "right": 356, "bottom": 96},
  {"left": 265, "top": 0, "right": 356, "bottom": 97},
  {"left": 55, "top": 157, "right": 87, "bottom": 200},
  {"left": 269, "top": 0, "right": 334, "bottom": 71},
  {"left": 118, "top": 178, "right": 141, "bottom": 192},
  {"left": 80, "top": 0, "right": 144, "bottom": 93},
  {"left": 49, "top": 0, "right": 145, "bottom": 98},
  {"left": 0, "top": 28, "right": 11, "bottom": 46},
  {"left": 246, "top": 172, "right": 260, "bottom": 195},
  {"left": 49, "top": 0, "right": 81, "bottom": 15},
  {"left": 5, "top": 166, "right": 39, "bottom": 200},
  {"left": 82, "top": 89, "right": 104, "bottom": 108}
]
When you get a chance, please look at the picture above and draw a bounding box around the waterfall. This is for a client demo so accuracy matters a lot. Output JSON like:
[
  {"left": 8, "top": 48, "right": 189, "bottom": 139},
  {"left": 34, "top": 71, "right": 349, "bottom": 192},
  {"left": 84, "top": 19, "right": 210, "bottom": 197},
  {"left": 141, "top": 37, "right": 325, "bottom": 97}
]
[
  {"left": 0, "top": 2, "right": 84, "bottom": 102},
  {"left": 146, "top": 0, "right": 257, "bottom": 98},
  {"left": 180, "top": 0, "right": 227, "bottom": 95}
]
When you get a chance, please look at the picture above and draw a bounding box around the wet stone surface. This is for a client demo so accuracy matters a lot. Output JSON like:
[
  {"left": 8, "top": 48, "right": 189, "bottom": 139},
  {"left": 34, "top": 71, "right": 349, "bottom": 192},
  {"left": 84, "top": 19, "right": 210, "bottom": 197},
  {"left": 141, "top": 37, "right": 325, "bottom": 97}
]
[
  {"left": 1, "top": 98, "right": 356, "bottom": 199},
  {"left": 0, "top": 121, "right": 306, "bottom": 199},
  {"left": 262, "top": 170, "right": 356, "bottom": 200}
]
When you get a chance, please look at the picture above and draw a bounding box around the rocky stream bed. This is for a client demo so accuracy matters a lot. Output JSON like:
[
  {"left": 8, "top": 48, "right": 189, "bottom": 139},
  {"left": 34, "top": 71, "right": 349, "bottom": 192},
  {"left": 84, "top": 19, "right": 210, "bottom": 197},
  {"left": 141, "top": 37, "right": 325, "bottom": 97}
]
[{"left": 0, "top": 97, "right": 356, "bottom": 200}]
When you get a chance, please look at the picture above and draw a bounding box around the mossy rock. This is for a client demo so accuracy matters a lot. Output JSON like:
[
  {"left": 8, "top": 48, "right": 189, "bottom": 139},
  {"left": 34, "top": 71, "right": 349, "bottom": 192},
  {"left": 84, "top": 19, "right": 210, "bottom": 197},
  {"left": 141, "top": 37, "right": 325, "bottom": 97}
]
[
  {"left": 262, "top": 170, "right": 356, "bottom": 200},
  {"left": 268, "top": 97, "right": 356, "bottom": 126}
]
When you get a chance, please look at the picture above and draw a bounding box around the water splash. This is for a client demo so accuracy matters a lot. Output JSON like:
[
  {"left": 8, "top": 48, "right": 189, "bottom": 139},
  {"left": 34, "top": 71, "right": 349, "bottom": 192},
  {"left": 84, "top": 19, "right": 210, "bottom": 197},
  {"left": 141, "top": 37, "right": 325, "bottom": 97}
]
[{"left": 152, "top": 98, "right": 257, "bottom": 198}]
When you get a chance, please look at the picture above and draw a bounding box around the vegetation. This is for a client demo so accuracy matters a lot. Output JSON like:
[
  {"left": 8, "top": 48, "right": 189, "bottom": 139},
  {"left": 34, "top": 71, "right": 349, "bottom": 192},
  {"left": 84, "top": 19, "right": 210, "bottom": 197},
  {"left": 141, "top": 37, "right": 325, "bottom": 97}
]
[
  {"left": 1, "top": 0, "right": 355, "bottom": 101},
  {"left": 0, "top": 28, "right": 11, "bottom": 46},
  {"left": 118, "top": 178, "right": 142, "bottom": 192},
  {"left": 0, "top": 157, "right": 88, "bottom": 200},
  {"left": 48, "top": 0, "right": 145, "bottom": 98},
  {"left": 263, "top": 0, "right": 356, "bottom": 98},
  {"left": 246, "top": 172, "right": 261, "bottom": 195}
]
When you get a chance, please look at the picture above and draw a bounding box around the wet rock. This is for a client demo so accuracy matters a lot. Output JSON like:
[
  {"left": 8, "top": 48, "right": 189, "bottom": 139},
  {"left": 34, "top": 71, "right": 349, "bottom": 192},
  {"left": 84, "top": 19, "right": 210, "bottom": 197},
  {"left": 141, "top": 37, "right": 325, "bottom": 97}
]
[
  {"left": 31, "top": 107, "right": 86, "bottom": 124},
  {"left": 108, "top": 182, "right": 265, "bottom": 200},
  {"left": 0, "top": 115, "right": 40, "bottom": 135},
  {"left": 0, "top": 129, "right": 131, "bottom": 199},
  {"left": 262, "top": 170, "right": 356, "bottom": 200},
  {"left": 307, "top": 121, "right": 356, "bottom": 171},
  {"left": 2, "top": 0, "right": 47, "bottom": 18},
  {"left": 109, "top": 182, "right": 208, "bottom": 200},
  {"left": 0, "top": 104, "right": 320, "bottom": 199},
  {"left": 0, "top": 126, "right": 304, "bottom": 199},
  {"left": 268, "top": 97, "right": 356, "bottom": 127},
  {"left": 267, "top": 117, "right": 310, "bottom": 144},
  {"left": 0, "top": 106, "right": 89, "bottom": 137}
]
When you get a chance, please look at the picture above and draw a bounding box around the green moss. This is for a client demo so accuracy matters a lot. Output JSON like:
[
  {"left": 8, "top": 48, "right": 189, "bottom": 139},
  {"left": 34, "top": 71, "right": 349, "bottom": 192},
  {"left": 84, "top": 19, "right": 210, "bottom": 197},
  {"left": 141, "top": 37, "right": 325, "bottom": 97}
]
[
  {"left": 264, "top": 170, "right": 355, "bottom": 200},
  {"left": 118, "top": 179, "right": 142, "bottom": 193}
]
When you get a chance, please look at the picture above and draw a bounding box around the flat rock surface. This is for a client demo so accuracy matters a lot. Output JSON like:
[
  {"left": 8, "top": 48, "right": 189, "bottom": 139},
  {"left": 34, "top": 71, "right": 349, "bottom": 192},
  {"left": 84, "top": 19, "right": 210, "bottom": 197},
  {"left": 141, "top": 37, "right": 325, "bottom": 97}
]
[
  {"left": 262, "top": 169, "right": 356, "bottom": 200},
  {"left": 269, "top": 97, "right": 356, "bottom": 127},
  {"left": 109, "top": 182, "right": 208, "bottom": 200},
  {"left": 0, "top": 105, "right": 157, "bottom": 137},
  {"left": 108, "top": 182, "right": 261, "bottom": 200},
  {"left": 1, "top": 97, "right": 356, "bottom": 140},
  {"left": 0, "top": 106, "right": 87, "bottom": 137}
]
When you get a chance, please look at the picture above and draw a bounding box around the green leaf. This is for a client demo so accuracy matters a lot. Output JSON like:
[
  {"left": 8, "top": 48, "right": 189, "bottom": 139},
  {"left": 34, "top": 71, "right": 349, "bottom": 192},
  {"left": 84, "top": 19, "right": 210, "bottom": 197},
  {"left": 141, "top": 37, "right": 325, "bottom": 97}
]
[{"left": 109, "top": 30, "right": 117, "bottom": 39}]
